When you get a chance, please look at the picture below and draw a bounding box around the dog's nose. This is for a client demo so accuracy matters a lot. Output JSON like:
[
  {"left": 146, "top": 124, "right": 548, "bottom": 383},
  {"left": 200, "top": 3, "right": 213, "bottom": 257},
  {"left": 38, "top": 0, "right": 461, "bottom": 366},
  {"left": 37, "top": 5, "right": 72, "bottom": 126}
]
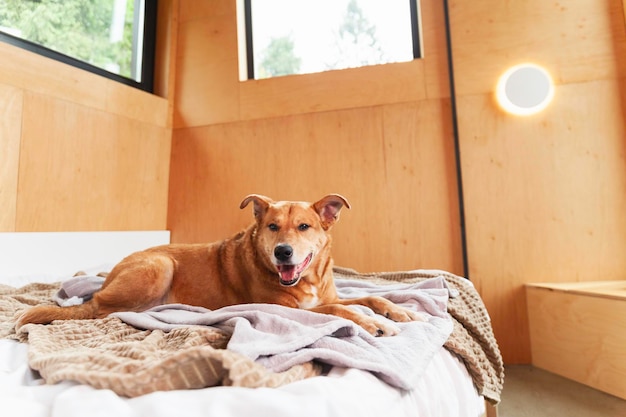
[{"left": 274, "top": 244, "right": 293, "bottom": 262}]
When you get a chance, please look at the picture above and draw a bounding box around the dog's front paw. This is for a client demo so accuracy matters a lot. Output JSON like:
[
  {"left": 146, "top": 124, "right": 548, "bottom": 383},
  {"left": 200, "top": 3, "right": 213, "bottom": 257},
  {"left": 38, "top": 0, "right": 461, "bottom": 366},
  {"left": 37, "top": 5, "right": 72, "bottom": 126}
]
[
  {"left": 363, "top": 296, "right": 426, "bottom": 324},
  {"left": 384, "top": 306, "right": 427, "bottom": 323},
  {"left": 359, "top": 317, "right": 401, "bottom": 337}
]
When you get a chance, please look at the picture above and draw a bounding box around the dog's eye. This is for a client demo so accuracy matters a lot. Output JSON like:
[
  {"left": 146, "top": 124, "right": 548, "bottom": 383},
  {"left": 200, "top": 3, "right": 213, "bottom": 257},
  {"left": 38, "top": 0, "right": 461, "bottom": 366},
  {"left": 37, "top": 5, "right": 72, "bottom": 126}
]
[
  {"left": 298, "top": 223, "right": 310, "bottom": 231},
  {"left": 268, "top": 223, "right": 279, "bottom": 231}
]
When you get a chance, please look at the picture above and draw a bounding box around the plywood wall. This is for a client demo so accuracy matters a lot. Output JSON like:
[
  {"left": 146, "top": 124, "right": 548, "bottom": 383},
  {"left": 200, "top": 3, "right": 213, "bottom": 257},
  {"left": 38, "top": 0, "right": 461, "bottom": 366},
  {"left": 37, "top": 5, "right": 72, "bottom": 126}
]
[
  {"left": 450, "top": 0, "right": 626, "bottom": 362},
  {"left": 168, "top": 0, "right": 464, "bottom": 274},
  {"left": 0, "top": 41, "right": 172, "bottom": 232},
  {"left": 169, "top": 100, "right": 463, "bottom": 272},
  {"left": 167, "top": 0, "right": 626, "bottom": 364},
  {"left": 0, "top": 84, "right": 22, "bottom": 231}
]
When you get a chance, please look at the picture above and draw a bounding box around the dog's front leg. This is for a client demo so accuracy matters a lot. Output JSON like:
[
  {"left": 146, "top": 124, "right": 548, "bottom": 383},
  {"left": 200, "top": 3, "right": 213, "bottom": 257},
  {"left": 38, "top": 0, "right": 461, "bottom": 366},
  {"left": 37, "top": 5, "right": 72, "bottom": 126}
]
[
  {"left": 337, "top": 296, "right": 425, "bottom": 323},
  {"left": 310, "top": 304, "right": 401, "bottom": 337}
]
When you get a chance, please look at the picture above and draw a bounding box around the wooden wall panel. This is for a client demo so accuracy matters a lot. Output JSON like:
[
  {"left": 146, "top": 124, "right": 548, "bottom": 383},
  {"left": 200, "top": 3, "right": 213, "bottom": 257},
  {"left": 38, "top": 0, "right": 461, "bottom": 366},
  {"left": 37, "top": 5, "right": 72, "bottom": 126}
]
[
  {"left": 451, "top": 0, "right": 626, "bottom": 363},
  {"left": 458, "top": 80, "right": 626, "bottom": 362},
  {"left": 179, "top": 0, "right": 232, "bottom": 21},
  {"left": 154, "top": 0, "right": 179, "bottom": 104},
  {"left": 16, "top": 93, "right": 171, "bottom": 231},
  {"left": 0, "top": 43, "right": 169, "bottom": 127},
  {"left": 450, "top": 0, "right": 626, "bottom": 96},
  {"left": 0, "top": 84, "right": 22, "bottom": 232},
  {"left": 239, "top": 61, "right": 426, "bottom": 121},
  {"left": 0, "top": 29, "right": 173, "bottom": 234},
  {"left": 420, "top": 0, "right": 451, "bottom": 99},
  {"left": 173, "top": 0, "right": 240, "bottom": 127},
  {"left": 169, "top": 101, "right": 463, "bottom": 274},
  {"left": 379, "top": 100, "right": 462, "bottom": 272}
]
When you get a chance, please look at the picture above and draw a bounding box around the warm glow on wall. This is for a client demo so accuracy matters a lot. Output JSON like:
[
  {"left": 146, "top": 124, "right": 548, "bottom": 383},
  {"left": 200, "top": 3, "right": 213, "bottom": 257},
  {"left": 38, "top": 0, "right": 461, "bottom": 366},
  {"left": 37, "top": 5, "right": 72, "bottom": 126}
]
[{"left": 496, "top": 63, "right": 555, "bottom": 116}]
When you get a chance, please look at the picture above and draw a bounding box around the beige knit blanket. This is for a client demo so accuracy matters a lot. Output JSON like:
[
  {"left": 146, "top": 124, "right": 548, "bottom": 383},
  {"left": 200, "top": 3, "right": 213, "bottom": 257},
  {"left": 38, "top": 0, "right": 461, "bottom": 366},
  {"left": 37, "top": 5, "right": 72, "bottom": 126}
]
[
  {"left": 334, "top": 268, "right": 505, "bottom": 404},
  {"left": 0, "top": 269, "right": 503, "bottom": 403}
]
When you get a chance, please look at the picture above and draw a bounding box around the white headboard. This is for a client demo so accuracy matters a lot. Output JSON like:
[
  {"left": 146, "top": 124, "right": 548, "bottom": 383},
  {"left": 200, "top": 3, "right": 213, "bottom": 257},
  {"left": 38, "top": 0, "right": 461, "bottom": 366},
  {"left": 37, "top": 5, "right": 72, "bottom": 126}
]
[{"left": 0, "top": 231, "right": 170, "bottom": 282}]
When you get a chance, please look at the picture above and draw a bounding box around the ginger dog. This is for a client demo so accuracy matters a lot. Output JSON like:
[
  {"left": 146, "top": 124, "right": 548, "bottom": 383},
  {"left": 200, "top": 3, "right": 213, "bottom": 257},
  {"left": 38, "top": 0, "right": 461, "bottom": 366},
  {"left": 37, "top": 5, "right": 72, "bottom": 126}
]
[{"left": 18, "top": 194, "right": 421, "bottom": 336}]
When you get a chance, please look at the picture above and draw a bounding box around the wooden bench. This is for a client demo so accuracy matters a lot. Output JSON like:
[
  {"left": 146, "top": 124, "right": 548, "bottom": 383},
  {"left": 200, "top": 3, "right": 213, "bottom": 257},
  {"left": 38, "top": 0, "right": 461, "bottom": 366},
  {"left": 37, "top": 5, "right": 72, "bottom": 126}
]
[{"left": 526, "top": 281, "right": 626, "bottom": 400}]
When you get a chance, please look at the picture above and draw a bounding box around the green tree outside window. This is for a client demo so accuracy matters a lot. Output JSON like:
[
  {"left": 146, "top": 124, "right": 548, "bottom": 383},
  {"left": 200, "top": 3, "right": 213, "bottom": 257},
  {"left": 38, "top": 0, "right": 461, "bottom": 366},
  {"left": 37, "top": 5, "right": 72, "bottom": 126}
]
[{"left": 0, "top": 0, "right": 135, "bottom": 79}]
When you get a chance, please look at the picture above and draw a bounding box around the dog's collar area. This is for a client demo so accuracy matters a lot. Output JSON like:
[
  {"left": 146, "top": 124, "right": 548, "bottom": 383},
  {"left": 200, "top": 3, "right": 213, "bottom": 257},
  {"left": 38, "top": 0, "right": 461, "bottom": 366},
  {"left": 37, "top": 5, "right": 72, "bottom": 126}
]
[{"left": 276, "top": 253, "right": 313, "bottom": 287}]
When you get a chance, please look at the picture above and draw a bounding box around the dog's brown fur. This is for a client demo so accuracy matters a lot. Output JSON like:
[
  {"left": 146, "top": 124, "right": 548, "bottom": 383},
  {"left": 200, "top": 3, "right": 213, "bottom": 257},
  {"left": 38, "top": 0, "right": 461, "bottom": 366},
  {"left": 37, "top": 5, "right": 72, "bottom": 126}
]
[{"left": 17, "top": 194, "right": 421, "bottom": 336}]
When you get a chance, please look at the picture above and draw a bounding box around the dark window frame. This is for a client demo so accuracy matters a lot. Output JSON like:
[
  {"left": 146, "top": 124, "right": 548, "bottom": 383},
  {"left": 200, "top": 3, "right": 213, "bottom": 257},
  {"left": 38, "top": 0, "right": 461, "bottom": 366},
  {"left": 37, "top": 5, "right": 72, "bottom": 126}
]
[
  {"left": 243, "top": 0, "right": 422, "bottom": 80},
  {"left": 0, "top": 0, "right": 158, "bottom": 93}
]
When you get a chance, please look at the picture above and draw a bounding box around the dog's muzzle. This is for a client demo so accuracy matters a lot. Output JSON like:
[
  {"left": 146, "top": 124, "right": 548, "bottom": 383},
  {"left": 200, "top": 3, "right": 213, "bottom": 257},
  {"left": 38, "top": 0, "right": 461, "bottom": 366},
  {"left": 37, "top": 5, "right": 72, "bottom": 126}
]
[{"left": 274, "top": 244, "right": 313, "bottom": 287}]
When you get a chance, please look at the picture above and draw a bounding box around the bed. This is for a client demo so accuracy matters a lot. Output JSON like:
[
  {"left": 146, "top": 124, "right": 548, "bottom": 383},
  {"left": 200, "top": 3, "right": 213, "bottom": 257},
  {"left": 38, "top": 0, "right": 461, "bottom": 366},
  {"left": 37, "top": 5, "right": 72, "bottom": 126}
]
[{"left": 0, "top": 232, "right": 503, "bottom": 417}]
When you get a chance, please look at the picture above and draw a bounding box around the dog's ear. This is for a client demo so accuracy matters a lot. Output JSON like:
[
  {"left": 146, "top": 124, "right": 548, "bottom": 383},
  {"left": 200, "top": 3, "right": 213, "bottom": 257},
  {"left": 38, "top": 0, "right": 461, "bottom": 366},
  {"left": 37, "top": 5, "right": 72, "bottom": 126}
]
[
  {"left": 313, "top": 194, "right": 351, "bottom": 230},
  {"left": 240, "top": 194, "right": 273, "bottom": 220}
]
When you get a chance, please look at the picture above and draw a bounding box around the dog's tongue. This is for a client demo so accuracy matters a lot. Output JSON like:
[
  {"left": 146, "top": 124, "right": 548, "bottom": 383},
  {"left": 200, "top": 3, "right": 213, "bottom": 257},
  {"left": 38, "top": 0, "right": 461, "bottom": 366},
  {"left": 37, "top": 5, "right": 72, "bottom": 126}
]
[
  {"left": 276, "top": 253, "right": 313, "bottom": 285},
  {"left": 277, "top": 265, "right": 297, "bottom": 283}
]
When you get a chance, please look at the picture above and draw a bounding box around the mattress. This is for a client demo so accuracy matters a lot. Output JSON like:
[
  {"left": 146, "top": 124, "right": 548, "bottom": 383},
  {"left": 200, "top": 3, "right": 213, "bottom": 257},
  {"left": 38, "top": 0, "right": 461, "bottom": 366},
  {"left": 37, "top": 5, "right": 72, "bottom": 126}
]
[{"left": 0, "top": 232, "right": 502, "bottom": 417}]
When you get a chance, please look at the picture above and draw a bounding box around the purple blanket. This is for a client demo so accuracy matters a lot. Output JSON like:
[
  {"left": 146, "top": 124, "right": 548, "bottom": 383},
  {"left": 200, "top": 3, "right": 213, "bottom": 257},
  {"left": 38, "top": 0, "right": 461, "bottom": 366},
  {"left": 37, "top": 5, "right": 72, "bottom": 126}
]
[{"left": 110, "top": 277, "right": 454, "bottom": 390}]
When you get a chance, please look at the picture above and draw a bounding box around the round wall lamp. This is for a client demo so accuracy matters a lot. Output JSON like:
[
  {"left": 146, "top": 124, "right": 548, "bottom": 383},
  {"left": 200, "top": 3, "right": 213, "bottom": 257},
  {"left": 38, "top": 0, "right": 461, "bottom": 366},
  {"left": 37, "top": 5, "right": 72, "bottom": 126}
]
[{"left": 496, "top": 63, "right": 555, "bottom": 116}]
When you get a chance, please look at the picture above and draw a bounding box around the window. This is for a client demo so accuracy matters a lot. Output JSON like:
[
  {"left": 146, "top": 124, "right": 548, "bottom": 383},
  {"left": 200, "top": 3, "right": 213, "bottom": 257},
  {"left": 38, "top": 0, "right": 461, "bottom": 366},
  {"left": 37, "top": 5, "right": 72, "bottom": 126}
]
[
  {"left": 0, "top": 0, "right": 157, "bottom": 92},
  {"left": 243, "top": 0, "right": 421, "bottom": 80}
]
